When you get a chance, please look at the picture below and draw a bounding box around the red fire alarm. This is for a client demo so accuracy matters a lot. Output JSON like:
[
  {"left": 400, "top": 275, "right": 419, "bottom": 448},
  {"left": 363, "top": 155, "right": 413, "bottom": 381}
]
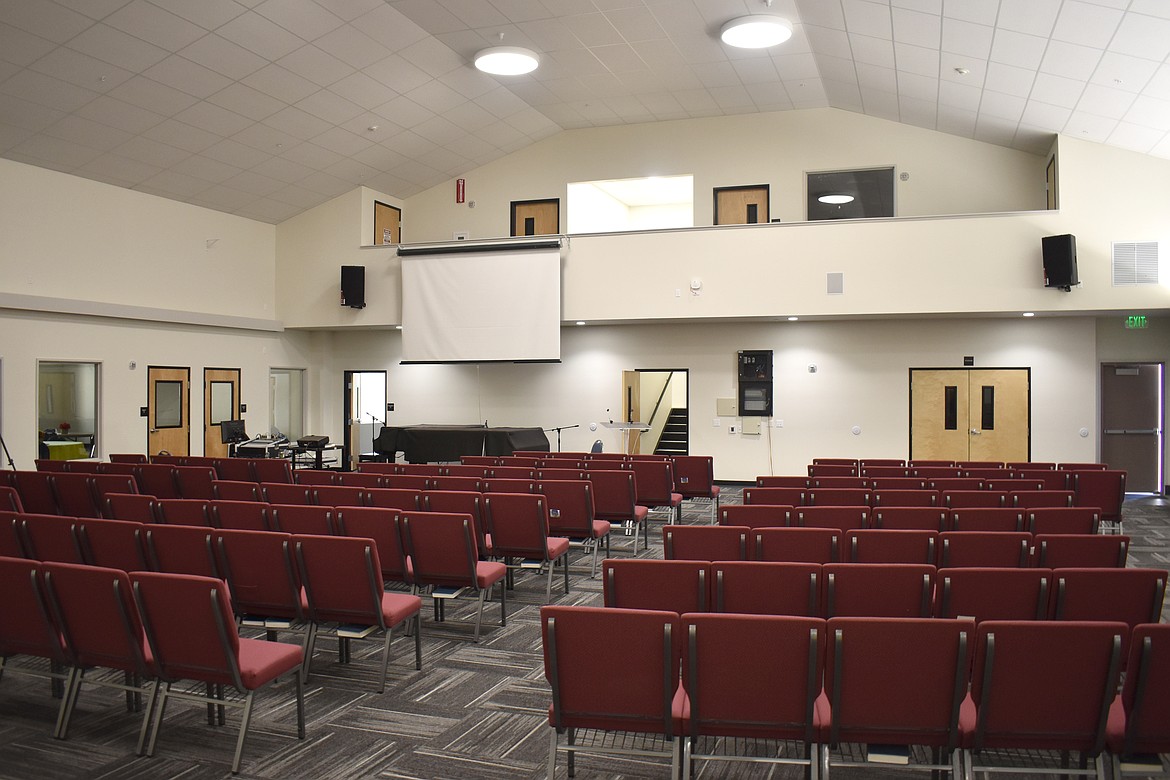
[{"left": 456, "top": 178, "right": 466, "bottom": 204}]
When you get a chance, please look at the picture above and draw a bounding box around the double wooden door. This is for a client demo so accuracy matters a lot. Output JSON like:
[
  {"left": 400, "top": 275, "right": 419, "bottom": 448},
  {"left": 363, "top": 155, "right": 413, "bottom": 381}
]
[{"left": 910, "top": 368, "right": 1030, "bottom": 462}]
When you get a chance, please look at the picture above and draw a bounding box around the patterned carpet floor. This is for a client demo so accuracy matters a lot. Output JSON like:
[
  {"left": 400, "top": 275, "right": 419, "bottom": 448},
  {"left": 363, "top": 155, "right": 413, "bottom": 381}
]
[{"left": 0, "top": 488, "right": 1166, "bottom": 779}]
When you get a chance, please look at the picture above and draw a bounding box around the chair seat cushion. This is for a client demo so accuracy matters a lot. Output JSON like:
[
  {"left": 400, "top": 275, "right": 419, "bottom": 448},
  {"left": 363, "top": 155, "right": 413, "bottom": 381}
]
[
  {"left": 475, "top": 560, "right": 506, "bottom": 588},
  {"left": 236, "top": 637, "right": 305, "bottom": 690},
  {"left": 592, "top": 520, "right": 611, "bottom": 537},
  {"left": 380, "top": 592, "right": 422, "bottom": 626},
  {"left": 635, "top": 505, "right": 649, "bottom": 521},
  {"left": 547, "top": 537, "right": 570, "bottom": 558}
]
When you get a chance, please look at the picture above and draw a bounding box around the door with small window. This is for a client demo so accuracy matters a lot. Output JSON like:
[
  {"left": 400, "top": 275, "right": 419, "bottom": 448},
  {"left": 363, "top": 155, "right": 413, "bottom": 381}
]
[
  {"left": 204, "top": 368, "right": 241, "bottom": 459},
  {"left": 910, "top": 368, "right": 1030, "bottom": 462},
  {"left": 147, "top": 366, "right": 190, "bottom": 457}
]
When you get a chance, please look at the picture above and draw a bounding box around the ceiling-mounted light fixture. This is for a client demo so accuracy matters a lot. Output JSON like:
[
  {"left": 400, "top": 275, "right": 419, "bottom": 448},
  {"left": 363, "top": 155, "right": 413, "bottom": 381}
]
[
  {"left": 720, "top": 14, "right": 793, "bottom": 48},
  {"left": 817, "top": 193, "right": 855, "bottom": 205},
  {"left": 474, "top": 44, "right": 539, "bottom": 75}
]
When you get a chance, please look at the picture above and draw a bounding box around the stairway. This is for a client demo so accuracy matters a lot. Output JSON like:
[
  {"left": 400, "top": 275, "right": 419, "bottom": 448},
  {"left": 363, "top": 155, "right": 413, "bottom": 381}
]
[{"left": 654, "top": 408, "right": 689, "bottom": 456}]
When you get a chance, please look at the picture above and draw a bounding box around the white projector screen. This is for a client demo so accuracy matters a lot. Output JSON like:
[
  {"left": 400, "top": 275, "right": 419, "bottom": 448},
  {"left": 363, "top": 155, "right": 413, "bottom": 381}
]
[{"left": 401, "top": 247, "right": 561, "bottom": 363}]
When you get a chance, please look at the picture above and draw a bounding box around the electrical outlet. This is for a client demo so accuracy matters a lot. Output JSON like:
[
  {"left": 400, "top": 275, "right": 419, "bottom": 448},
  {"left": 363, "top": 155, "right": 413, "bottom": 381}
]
[{"left": 775, "top": 419, "right": 784, "bottom": 427}]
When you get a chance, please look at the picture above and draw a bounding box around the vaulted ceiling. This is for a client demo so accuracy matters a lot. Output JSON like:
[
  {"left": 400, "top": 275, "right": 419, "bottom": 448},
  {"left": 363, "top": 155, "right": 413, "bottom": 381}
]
[{"left": 2, "top": 0, "right": 1167, "bottom": 224}]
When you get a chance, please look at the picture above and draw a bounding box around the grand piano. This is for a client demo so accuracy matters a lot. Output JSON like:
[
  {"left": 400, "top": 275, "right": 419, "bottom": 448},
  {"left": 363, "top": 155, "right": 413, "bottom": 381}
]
[{"left": 373, "top": 424, "right": 550, "bottom": 463}]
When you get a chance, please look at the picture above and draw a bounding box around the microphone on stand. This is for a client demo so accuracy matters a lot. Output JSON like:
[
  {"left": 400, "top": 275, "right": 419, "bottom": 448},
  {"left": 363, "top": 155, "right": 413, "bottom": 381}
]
[{"left": 367, "top": 412, "right": 384, "bottom": 427}]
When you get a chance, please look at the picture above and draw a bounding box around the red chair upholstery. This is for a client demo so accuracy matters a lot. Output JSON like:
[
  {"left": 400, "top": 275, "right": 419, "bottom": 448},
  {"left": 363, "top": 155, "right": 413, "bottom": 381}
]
[
  {"left": 934, "top": 567, "right": 1052, "bottom": 622},
  {"left": 1, "top": 511, "right": 25, "bottom": 557},
  {"left": 808, "top": 464, "right": 858, "bottom": 477},
  {"left": 719, "top": 503, "right": 791, "bottom": 528},
  {"left": 1008, "top": 462, "right": 1056, "bottom": 470},
  {"left": 845, "top": 529, "right": 937, "bottom": 564},
  {"left": 823, "top": 563, "right": 934, "bottom": 618},
  {"left": 214, "top": 529, "right": 304, "bottom": 633},
  {"left": 212, "top": 459, "right": 254, "bottom": 482},
  {"left": 400, "top": 511, "right": 507, "bottom": 642},
  {"left": 756, "top": 475, "right": 810, "bottom": 487},
  {"left": 210, "top": 499, "right": 270, "bottom": 531},
  {"left": 90, "top": 474, "right": 138, "bottom": 512},
  {"left": 484, "top": 492, "right": 570, "bottom": 600},
  {"left": 35, "top": 459, "right": 67, "bottom": 472},
  {"left": 40, "top": 561, "right": 156, "bottom": 745},
  {"left": 142, "top": 524, "right": 217, "bottom": 577},
  {"left": 1107, "top": 623, "right": 1170, "bottom": 776},
  {"left": 753, "top": 527, "right": 840, "bottom": 563},
  {"left": 366, "top": 487, "right": 421, "bottom": 511},
  {"left": 260, "top": 482, "right": 311, "bottom": 505},
  {"left": 987, "top": 479, "right": 1045, "bottom": 492},
  {"left": 422, "top": 490, "right": 489, "bottom": 556},
  {"left": 486, "top": 465, "right": 534, "bottom": 479},
  {"left": 943, "top": 490, "right": 1006, "bottom": 508},
  {"left": 1059, "top": 462, "right": 1109, "bottom": 471},
  {"left": 1051, "top": 568, "right": 1167, "bottom": 650},
  {"left": 1028, "top": 506, "right": 1100, "bottom": 535},
  {"left": 211, "top": 479, "right": 261, "bottom": 502},
  {"left": 1072, "top": 470, "right": 1126, "bottom": 530},
  {"left": 18, "top": 513, "right": 85, "bottom": 563},
  {"left": 440, "top": 464, "right": 489, "bottom": 477},
  {"left": 542, "top": 606, "right": 684, "bottom": 777},
  {"left": 425, "top": 475, "right": 482, "bottom": 492},
  {"left": 382, "top": 474, "right": 430, "bottom": 490},
  {"left": 49, "top": 473, "right": 101, "bottom": 518},
  {"left": 588, "top": 469, "right": 649, "bottom": 552},
  {"left": 602, "top": 559, "right": 708, "bottom": 615},
  {"left": 251, "top": 458, "right": 292, "bottom": 484},
  {"left": 130, "top": 571, "right": 305, "bottom": 773},
  {"left": 710, "top": 561, "right": 820, "bottom": 617},
  {"left": 1014, "top": 469, "right": 1071, "bottom": 490},
  {"left": 870, "top": 507, "right": 947, "bottom": 530},
  {"left": 97, "top": 462, "right": 139, "bottom": 476},
  {"left": 150, "top": 455, "right": 183, "bottom": 465},
  {"left": 860, "top": 458, "right": 906, "bottom": 468},
  {"left": 871, "top": 489, "right": 938, "bottom": 507},
  {"left": 1034, "top": 534, "right": 1128, "bottom": 568},
  {"left": 937, "top": 531, "right": 1032, "bottom": 568},
  {"left": 807, "top": 488, "right": 871, "bottom": 506},
  {"left": 794, "top": 505, "right": 869, "bottom": 533},
  {"left": 104, "top": 492, "right": 158, "bottom": 523},
  {"left": 682, "top": 613, "right": 823, "bottom": 780},
  {"left": 268, "top": 504, "right": 334, "bottom": 535},
  {"left": 813, "top": 458, "right": 858, "bottom": 466},
  {"left": 962, "top": 620, "right": 1125, "bottom": 780},
  {"left": 665, "top": 519, "right": 751, "bottom": 558},
  {"left": 292, "top": 469, "right": 336, "bottom": 486},
  {"left": 337, "top": 472, "right": 385, "bottom": 489},
  {"left": 311, "top": 485, "right": 366, "bottom": 508},
  {"left": 154, "top": 498, "right": 212, "bottom": 527},
  {"left": 75, "top": 518, "right": 148, "bottom": 572},
  {"left": 0, "top": 556, "right": 71, "bottom": 731},
  {"left": 913, "top": 467, "right": 962, "bottom": 479},
  {"left": 858, "top": 465, "right": 910, "bottom": 479},
  {"left": 537, "top": 480, "right": 610, "bottom": 577},
  {"left": 173, "top": 466, "right": 216, "bottom": 500},
  {"left": 335, "top": 507, "right": 410, "bottom": 585},
  {"left": 293, "top": 534, "right": 421, "bottom": 692},
  {"left": 1011, "top": 489, "right": 1074, "bottom": 508},
  {"left": 629, "top": 459, "right": 683, "bottom": 521},
  {"left": 949, "top": 507, "right": 1024, "bottom": 532},
  {"left": 869, "top": 477, "right": 929, "bottom": 491},
  {"left": 132, "top": 464, "right": 179, "bottom": 500},
  {"left": 109, "top": 454, "right": 148, "bottom": 464},
  {"left": 672, "top": 455, "right": 720, "bottom": 523},
  {"left": 743, "top": 486, "right": 806, "bottom": 506},
  {"left": 15, "top": 471, "right": 59, "bottom": 514},
  {"left": 929, "top": 477, "right": 985, "bottom": 491},
  {"left": 824, "top": 616, "right": 973, "bottom": 777},
  {"left": 0, "top": 485, "right": 22, "bottom": 513}
]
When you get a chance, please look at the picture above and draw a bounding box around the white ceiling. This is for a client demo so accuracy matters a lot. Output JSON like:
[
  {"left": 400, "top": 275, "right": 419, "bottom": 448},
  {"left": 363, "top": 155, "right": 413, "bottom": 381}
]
[{"left": 2, "top": 0, "right": 1169, "bottom": 224}]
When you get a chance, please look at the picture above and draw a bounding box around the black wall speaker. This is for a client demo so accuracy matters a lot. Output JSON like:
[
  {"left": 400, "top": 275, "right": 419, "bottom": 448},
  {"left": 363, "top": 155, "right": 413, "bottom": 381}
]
[
  {"left": 341, "top": 265, "right": 366, "bottom": 308},
  {"left": 1042, "top": 234, "right": 1078, "bottom": 291}
]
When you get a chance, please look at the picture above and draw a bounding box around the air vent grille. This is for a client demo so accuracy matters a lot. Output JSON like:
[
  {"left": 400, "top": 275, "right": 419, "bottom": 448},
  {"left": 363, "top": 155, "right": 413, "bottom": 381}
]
[{"left": 1112, "top": 241, "right": 1159, "bottom": 286}]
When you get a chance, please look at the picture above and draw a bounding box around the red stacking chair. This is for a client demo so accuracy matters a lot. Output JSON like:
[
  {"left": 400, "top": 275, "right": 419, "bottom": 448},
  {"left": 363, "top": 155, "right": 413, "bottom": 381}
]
[
  {"left": 870, "top": 507, "right": 947, "bottom": 530},
  {"left": 1051, "top": 568, "right": 1167, "bottom": 655},
  {"left": 337, "top": 472, "right": 385, "bottom": 489},
  {"left": 743, "top": 486, "right": 806, "bottom": 506},
  {"left": 845, "top": 529, "right": 937, "bottom": 564},
  {"left": 335, "top": 507, "right": 411, "bottom": 586},
  {"left": 1, "top": 511, "right": 27, "bottom": 557},
  {"left": 142, "top": 524, "right": 217, "bottom": 577},
  {"left": 15, "top": 471, "right": 59, "bottom": 514},
  {"left": 858, "top": 465, "right": 909, "bottom": 479},
  {"left": 268, "top": 504, "right": 334, "bottom": 535},
  {"left": 682, "top": 613, "right": 824, "bottom": 780},
  {"left": 861, "top": 458, "right": 906, "bottom": 468},
  {"left": 710, "top": 561, "right": 820, "bottom": 617},
  {"left": 603, "top": 559, "right": 708, "bottom": 615},
  {"left": 869, "top": 477, "right": 928, "bottom": 491},
  {"left": 484, "top": 492, "right": 570, "bottom": 600},
  {"left": 628, "top": 459, "right": 683, "bottom": 522},
  {"left": 214, "top": 529, "right": 304, "bottom": 637},
  {"left": 1107, "top": 623, "right": 1170, "bottom": 779},
  {"left": 808, "top": 464, "right": 858, "bottom": 477},
  {"left": 154, "top": 498, "right": 212, "bottom": 527},
  {"left": 871, "top": 488, "right": 938, "bottom": 507},
  {"left": 807, "top": 488, "right": 871, "bottom": 506},
  {"left": 754, "top": 527, "right": 840, "bottom": 563},
  {"left": 90, "top": 474, "right": 138, "bottom": 510},
  {"left": 672, "top": 455, "right": 720, "bottom": 523},
  {"left": 0, "top": 557, "right": 72, "bottom": 731},
  {"left": 795, "top": 505, "right": 868, "bottom": 533},
  {"left": 480, "top": 477, "right": 537, "bottom": 493},
  {"left": 542, "top": 606, "right": 684, "bottom": 778},
  {"left": 426, "top": 475, "right": 482, "bottom": 492},
  {"left": 17, "top": 514, "right": 85, "bottom": 563},
  {"left": 400, "top": 511, "right": 507, "bottom": 642},
  {"left": 173, "top": 466, "right": 216, "bottom": 499},
  {"left": 0, "top": 485, "right": 22, "bottom": 512},
  {"left": 813, "top": 458, "right": 859, "bottom": 466},
  {"left": 1028, "top": 506, "right": 1100, "bottom": 535},
  {"left": 441, "top": 464, "right": 489, "bottom": 477},
  {"left": 824, "top": 617, "right": 973, "bottom": 778},
  {"left": 1008, "top": 462, "right": 1056, "bottom": 470},
  {"left": 210, "top": 499, "right": 270, "bottom": 531},
  {"left": 49, "top": 473, "right": 101, "bottom": 517},
  {"left": 98, "top": 462, "right": 139, "bottom": 476},
  {"left": 130, "top": 571, "right": 305, "bottom": 773},
  {"left": 382, "top": 474, "right": 430, "bottom": 490},
  {"left": 1072, "top": 469, "right": 1126, "bottom": 531},
  {"left": 487, "top": 465, "right": 534, "bottom": 479},
  {"left": 423, "top": 490, "right": 490, "bottom": 556},
  {"left": 35, "top": 459, "right": 67, "bottom": 472},
  {"left": 133, "top": 464, "right": 179, "bottom": 499},
  {"left": 962, "top": 620, "right": 1125, "bottom": 780},
  {"left": 719, "top": 504, "right": 791, "bottom": 528},
  {"left": 537, "top": 480, "right": 610, "bottom": 578},
  {"left": 1034, "top": 533, "right": 1129, "bottom": 568},
  {"left": 104, "top": 493, "right": 158, "bottom": 523},
  {"left": 40, "top": 561, "right": 156, "bottom": 745},
  {"left": 293, "top": 534, "right": 422, "bottom": 693},
  {"left": 1060, "top": 462, "right": 1109, "bottom": 471},
  {"left": 109, "top": 454, "right": 148, "bottom": 464},
  {"left": 929, "top": 477, "right": 985, "bottom": 491},
  {"left": 987, "top": 479, "right": 1045, "bottom": 492},
  {"left": 311, "top": 485, "right": 366, "bottom": 508},
  {"left": 75, "top": 518, "right": 148, "bottom": 572},
  {"left": 950, "top": 507, "right": 1023, "bottom": 532},
  {"left": 934, "top": 567, "right": 1052, "bottom": 622},
  {"left": 251, "top": 458, "right": 292, "bottom": 484},
  {"left": 1015, "top": 469, "right": 1071, "bottom": 490},
  {"left": 211, "top": 480, "right": 261, "bottom": 502},
  {"left": 663, "top": 524, "right": 749, "bottom": 561},
  {"left": 943, "top": 490, "right": 1006, "bottom": 508},
  {"left": 756, "top": 475, "right": 809, "bottom": 487},
  {"left": 150, "top": 455, "right": 183, "bottom": 466},
  {"left": 366, "top": 487, "right": 421, "bottom": 511},
  {"left": 292, "top": 469, "right": 336, "bottom": 486},
  {"left": 1011, "top": 489, "right": 1074, "bottom": 508},
  {"left": 937, "top": 531, "right": 1032, "bottom": 568},
  {"left": 212, "top": 459, "right": 254, "bottom": 482},
  {"left": 588, "top": 469, "right": 649, "bottom": 552},
  {"left": 823, "top": 563, "right": 934, "bottom": 618},
  {"left": 261, "top": 482, "right": 311, "bottom": 505}
]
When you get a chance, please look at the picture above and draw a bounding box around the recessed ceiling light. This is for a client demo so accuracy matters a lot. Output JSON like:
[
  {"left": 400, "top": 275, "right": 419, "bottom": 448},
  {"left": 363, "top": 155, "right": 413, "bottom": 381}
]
[
  {"left": 576, "top": 321, "right": 586, "bottom": 326},
  {"left": 395, "top": 325, "right": 403, "bottom": 330},
  {"left": 1022, "top": 312, "right": 1035, "bottom": 317},
  {"left": 720, "top": 15, "right": 793, "bottom": 49},
  {"left": 787, "top": 316, "right": 799, "bottom": 321},
  {"left": 474, "top": 46, "right": 539, "bottom": 75},
  {"left": 818, "top": 193, "right": 855, "bottom": 205}
]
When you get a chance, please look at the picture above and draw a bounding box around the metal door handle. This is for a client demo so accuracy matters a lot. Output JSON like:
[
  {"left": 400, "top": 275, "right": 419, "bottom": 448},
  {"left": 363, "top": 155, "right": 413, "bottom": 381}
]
[{"left": 970, "top": 429, "right": 981, "bottom": 435}]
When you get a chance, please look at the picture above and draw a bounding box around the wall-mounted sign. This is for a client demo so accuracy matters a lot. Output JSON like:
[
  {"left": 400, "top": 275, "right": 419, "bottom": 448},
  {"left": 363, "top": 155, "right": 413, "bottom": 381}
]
[{"left": 1125, "top": 315, "right": 1148, "bottom": 330}]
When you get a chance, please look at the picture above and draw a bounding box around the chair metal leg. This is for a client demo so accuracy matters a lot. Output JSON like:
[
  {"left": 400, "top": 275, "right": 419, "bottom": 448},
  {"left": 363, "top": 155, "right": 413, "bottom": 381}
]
[
  {"left": 474, "top": 587, "right": 487, "bottom": 643},
  {"left": 682, "top": 736, "right": 693, "bottom": 780},
  {"left": 413, "top": 613, "right": 422, "bottom": 670},
  {"left": 547, "top": 727, "right": 559, "bottom": 779},
  {"left": 146, "top": 682, "right": 171, "bottom": 758},
  {"left": 545, "top": 557, "right": 554, "bottom": 601},
  {"left": 562, "top": 553, "right": 569, "bottom": 594},
  {"left": 378, "top": 629, "right": 392, "bottom": 694},
  {"left": 53, "top": 666, "right": 80, "bottom": 739},
  {"left": 302, "top": 622, "right": 318, "bottom": 683},
  {"left": 500, "top": 579, "right": 507, "bottom": 626},
  {"left": 230, "top": 690, "right": 255, "bottom": 774},
  {"left": 294, "top": 670, "right": 305, "bottom": 739},
  {"left": 134, "top": 680, "right": 158, "bottom": 756}
]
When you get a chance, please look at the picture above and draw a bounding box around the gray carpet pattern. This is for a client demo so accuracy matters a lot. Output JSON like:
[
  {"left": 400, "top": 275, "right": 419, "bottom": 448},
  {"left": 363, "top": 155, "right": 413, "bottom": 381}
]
[{"left": 0, "top": 490, "right": 1166, "bottom": 779}]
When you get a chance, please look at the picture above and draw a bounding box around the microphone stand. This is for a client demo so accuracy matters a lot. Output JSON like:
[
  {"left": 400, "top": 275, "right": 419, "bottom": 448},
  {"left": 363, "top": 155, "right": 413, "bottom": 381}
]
[
  {"left": 543, "top": 424, "right": 580, "bottom": 452},
  {"left": 0, "top": 433, "right": 15, "bottom": 470}
]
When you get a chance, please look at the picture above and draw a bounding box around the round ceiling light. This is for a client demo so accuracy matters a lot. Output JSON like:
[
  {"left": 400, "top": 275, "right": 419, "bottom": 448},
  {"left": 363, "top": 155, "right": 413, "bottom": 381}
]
[
  {"left": 817, "top": 193, "right": 855, "bottom": 205},
  {"left": 474, "top": 46, "right": 539, "bottom": 75},
  {"left": 720, "top": 15, "right": 793, "bottom": 49}
]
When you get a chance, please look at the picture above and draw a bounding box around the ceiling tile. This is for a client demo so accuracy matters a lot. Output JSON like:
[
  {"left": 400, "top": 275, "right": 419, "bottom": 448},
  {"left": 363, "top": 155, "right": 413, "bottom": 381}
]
[
  {"left": 29, "top": 47, "right": 135, "bottom": 93},
  {"left": 1127, "top": 0, "right": 1170, "bottom": 21},
  {"left": 141, "top": 117, "right": 220, "bottom": 151},
  {"left": 1063, "top": 109, "right": 1118, "bottom": 142},
  {"left": 892, "top": 7, "right": 940, "bottom": 48},
  {"left": 277, "top": 139, "right": 345, "bottom": 168},
  {"left": 373, "top": 94, "right": 435, "bottom": 128},
  {"left": 1039, "top": 40, "right": 1102, "bottom": 81},
  {"left": 842, "top": 0, "right": 892, "bottom": 38},
  {"left": 984, "top": 61, "right": 1035, "bottom": 98},
  {"left": 174, "top": 100, "right": 256, "bottom": 135},
  {"left": 562, "top": 12, "right": 623, "bottom": 47},
  {"left": 105, "top": 0, "right": 207, "bottom": 51},
  {"left": 0, "top": 22, "right": 57, "bottom": 67},
  {"left": 858, "top": 63, "right": 896, "bottom": 92},
  {"left": 937, "top": 78, "right": 981, "bottom": 110},
  {"left": 387, "top": 0, "right": 465, "bottom": 34},
  {"left": 295, "top": 87, "right": 365, "bottom": 124},
  {"left": 1030, "top": 72, "right": 1087, "bottom": 108},
  {"left": 1109, "top": 12, "right": 1170, "bottom": 63},
  {"left": 143, "top": 54, "right": 234, "bottom": 98},
  {"left": 1051, "top": 0, "right": 1122, "bottom": 49},
  {"left": 406, "top": 79, "right": 466, "bottom": 114},
  {"left": 315, "top": 24, "right": 394, "bottom": 70},
  {"left": 1106, "top": 121, "right": 1163, "bottom": 152},
  {"left": 850, "top": 33, "right": 895, "bottom": 68},
  {"left": 44, "top": 114, "right": 133, "bottom": 151},
  {"left": 941, "top": 18, "right": 992, "bottom": 59},
  {"left": 310, "top": 125, "right": 373, "bottom": 158},
  {"left": 209, "top": 82, "right": 287, "bottom": 121},
  {"left": 978, "top": 89, "right": 1025, "bottom": 121},
  {"left": 136, "top": 169, "right": 213, "bottom": 198},
  {"left": 1090, "top": 52, "right": 1158, "bottom": 94},
  {"left": 1122, "top": 94, "right": 1170, "bottom": 131},
  {"left": 78, "top": 152, "right": 162, "bottom": 185},
  {"left": 113, "top": 134, "right": 192, "bottom": 166},
  {"left": 605, "top": 6, "right": 667, "bottom": 42},
  {"left": 170, "top": 152, "right": 246, "bottom": 182},
  {"left": 264, "top": 105, "right": 335, "bottom": 140},
  {"left": 943, "top": 0, "right": 999, "bottom": 26},
  {"left": 0, "top": 0, "right": 93, "bottom": 43},
  {"left": 254, "top": 0, "right": 344, "bottom": 40},
  {"left": 894, "top": 42, "right": 939, "bottom": 77},
  {"left": 593, "top": 42, "right": 649, "bottom": 73},
  {"left": 897, "top": 71, "right": 938, "bottom": 101},
  {"left": 178, "top": 33, "right": 268, "bottom": 80},
  {"left": 108, "top": 75, "right": 199, "bottom": 114},
  {"left": 1075, "top": 83, "right": 1137, "bottom": 119},
  {"left": 12, "top": 133, "right": 104, "bottom": 167},
  {"left": 218, "top": 11, "right": 306, "bottom": 61},
  {"left": 397, "top": 36, "right": 465, "bottom": 78},
  {"left": 317, "top": 0, "right": 384, "bottom": 23},
  {"left": 989, "top": 29, "right": 1046, "bottom": 70},
  {"left": 0, "top": 70, "right": 100, "bottom": 112},
  {"left": 1020, "top": 99, "right": 1072, "bottom": 128},
  {"left": 277, "top": 44, "right": 355, "bottom": 87},
  {"left": 67, "top": 23, "right": 170, "bottom": 72},
  {"left": 143, "top": 0, "right": 248, "bottom": 30}
]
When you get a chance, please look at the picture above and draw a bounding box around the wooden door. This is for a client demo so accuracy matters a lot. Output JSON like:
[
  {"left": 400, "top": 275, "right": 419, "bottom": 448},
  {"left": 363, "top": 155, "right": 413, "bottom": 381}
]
[
  {"left": 374, "top": 200, "right": 401, "bottom": 245},
  {"left": 714, "top": 185, "right": 769, "bottom": 225},
  {"left": 1101, "top": 363, "right": 1163, "bottom": 492},
  {"left": 622, "top": 370, "right": 641, "bottom": 454},
  {"left": 148, "top": 367, "right": 189, "bottom": 457},
  {"left": 511, "top": 198, "right": 559, "bottom": 236},
  {"left": 204, "top": 368, "right": 241, "bottom": 458},
  {"left": 910, "top": 368, "right": 1030, "bottom": 462}
]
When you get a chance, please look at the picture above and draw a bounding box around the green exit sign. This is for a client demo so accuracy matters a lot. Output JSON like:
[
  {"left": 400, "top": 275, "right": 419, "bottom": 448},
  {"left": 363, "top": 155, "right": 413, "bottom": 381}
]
[{"left": 1125, "top": 315, "right": 1148, "bottom": 330}]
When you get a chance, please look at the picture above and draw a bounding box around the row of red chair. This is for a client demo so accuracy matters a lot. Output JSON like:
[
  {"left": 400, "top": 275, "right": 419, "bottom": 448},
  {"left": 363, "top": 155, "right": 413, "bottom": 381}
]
[
  {"left": 809, "top": 458, "right": 1109, "bottom": 469},
  {"left": 600, "top": 558, "right": 1166, "bottom": 628},
  {"left": 767, "top": 472, "right": 1093, "bottom": 490},
  {"left": 35, "top": 457, "right": 296, "bottom": 484},
  {"left": 721, "top": 504, "right": 1102, "bottom": 534},
  {"left": 0, "top": 555, "right": 306, "bottom": 773},
  {"left": 668, "top": 525, "right": 1130, "bottom": 568},
  {"left": 542, "top": 606, "right": 1167, "bottom": 780},
  {"left": 744, "top": 485, "right": 1088, "bottom": 509}
]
